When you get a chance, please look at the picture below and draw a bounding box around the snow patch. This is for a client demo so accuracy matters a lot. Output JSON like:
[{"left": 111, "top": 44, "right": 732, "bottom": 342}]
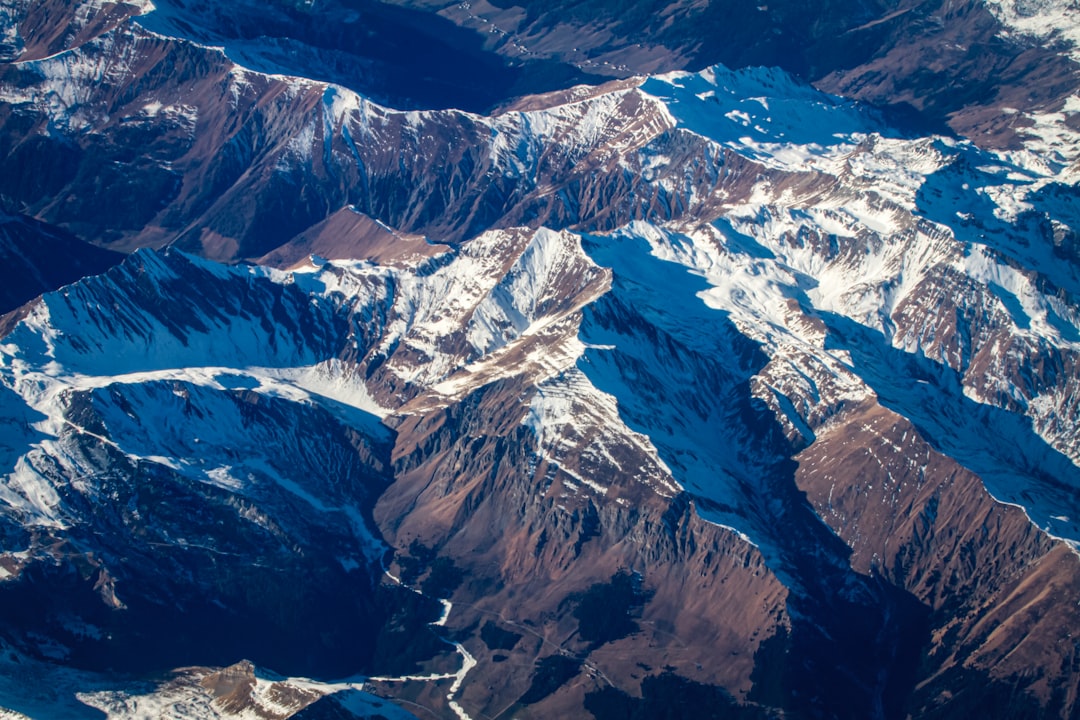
[{"left": 983, "top": 0, "right": 1080, "bottom": 65}]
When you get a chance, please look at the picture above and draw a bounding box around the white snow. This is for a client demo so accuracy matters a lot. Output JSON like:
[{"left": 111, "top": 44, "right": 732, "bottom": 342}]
[
  {"left": 368, "top": 570, "right": 477, "bottom": 720},
  {"left": 1, "top": 457, "right": 65, "bottom": 527},
  {"left": 983, "top": 0, "right": 1080, "bottom": 65},
  {"left": 639, "top": 64, "right": 880, "bottom": 174}
]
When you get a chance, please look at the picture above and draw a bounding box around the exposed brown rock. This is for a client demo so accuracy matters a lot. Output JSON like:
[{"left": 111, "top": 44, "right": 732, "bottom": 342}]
[
  {"left": 797, "top": 401, "right": 1080, "bottom": 712},
  {"left": 379, "top": 376, "right": 790, "bottom": 717},
  {"left": 10, "top": 0, "right": 145, "bottom": 61}
]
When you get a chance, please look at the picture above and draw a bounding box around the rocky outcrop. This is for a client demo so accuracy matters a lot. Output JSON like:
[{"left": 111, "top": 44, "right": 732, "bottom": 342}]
[{"left": 797, "top": 403, "right": 1080, "bottom": 717}]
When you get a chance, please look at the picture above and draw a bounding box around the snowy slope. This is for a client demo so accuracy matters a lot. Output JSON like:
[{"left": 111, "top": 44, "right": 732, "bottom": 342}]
[
  {"left": 983, "top": 0, "right": 1080, "bottom": 64},
  {"left": 626, "top": 68, "right": 1080, "bottom": 546}
]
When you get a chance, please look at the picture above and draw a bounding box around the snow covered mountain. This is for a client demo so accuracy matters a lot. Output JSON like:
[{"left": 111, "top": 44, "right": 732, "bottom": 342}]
[{"left": 2, "top": 1, "right": 1080, "bottom": 718}]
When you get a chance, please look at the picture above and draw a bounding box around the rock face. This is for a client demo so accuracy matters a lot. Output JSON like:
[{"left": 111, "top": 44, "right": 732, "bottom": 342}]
[{"left": 1, "top": 1, "right": 1080, "bottom": 719}]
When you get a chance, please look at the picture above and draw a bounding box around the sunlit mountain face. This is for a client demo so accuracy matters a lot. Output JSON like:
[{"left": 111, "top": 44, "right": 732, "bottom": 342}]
[{"left": 1, "top": 2, "right": 1079, "bottom": 719}]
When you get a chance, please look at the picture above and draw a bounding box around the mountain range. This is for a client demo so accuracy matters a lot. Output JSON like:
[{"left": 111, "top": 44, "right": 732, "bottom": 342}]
[{"left": 1, "top": 0, "right": 1080, "bottom": 718}]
